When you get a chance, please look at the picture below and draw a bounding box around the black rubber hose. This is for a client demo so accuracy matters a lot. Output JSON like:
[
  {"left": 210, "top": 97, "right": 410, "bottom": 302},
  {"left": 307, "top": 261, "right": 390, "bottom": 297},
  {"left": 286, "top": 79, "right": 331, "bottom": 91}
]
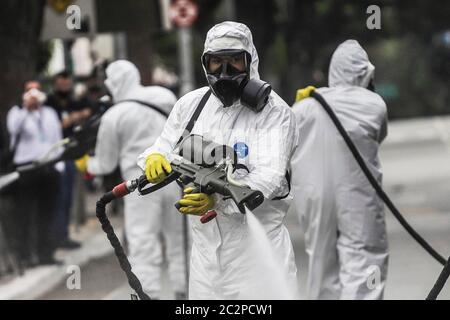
[
  {"left": 182, "top": 210, "right": 190, "bottom": 296},
  {"left": 311, "top": 90, "right": 447, "bottom": 266},
  {"left": 426, "top": 256, "right": 450, "bottom": 300},
  {"left": 96, "top": 192, "right": 151, "bottom": 300}
]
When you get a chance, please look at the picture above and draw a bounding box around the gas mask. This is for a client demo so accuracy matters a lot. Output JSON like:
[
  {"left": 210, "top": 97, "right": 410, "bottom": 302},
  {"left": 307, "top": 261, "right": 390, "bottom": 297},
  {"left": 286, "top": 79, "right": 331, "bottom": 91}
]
[{"left": 203, "top": 49, "right": 271, "bottom": 112}]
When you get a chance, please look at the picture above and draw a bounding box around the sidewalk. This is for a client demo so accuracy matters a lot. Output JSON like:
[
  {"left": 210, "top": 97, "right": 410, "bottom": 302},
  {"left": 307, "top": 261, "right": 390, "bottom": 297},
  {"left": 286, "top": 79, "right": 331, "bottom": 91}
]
[
  {"left": 0, "top": 192, "right": 123, "bottom": 300},
  {"left": 382, "top": 115, "right": 450, "bottom": 148}
]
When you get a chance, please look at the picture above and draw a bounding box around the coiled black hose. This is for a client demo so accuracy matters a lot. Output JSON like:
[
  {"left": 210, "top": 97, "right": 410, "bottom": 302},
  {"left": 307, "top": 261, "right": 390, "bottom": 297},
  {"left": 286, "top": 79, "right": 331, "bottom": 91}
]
[{"left": 96, "top": 192, "right": 151, "bottom": 300}]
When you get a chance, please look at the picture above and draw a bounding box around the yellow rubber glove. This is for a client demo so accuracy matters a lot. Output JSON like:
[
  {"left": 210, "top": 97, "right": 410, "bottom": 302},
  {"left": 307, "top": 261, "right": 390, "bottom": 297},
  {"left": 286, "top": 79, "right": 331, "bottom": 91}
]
[
  {"left": 75, "top": 154, "right": 90, "bottom": 173},
  {"left": 145, "top": 153, "right": 172, "bottom": 184},
  {"left": 295, "top": 85, "right": 316, "bottom": 102},
  {"left": 177, "top": 187, "right": 215, "bottom": 216}
]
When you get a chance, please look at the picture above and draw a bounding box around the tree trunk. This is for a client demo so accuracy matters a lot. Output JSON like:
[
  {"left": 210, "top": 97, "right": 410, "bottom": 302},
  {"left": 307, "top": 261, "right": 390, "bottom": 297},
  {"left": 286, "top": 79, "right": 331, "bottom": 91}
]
[
  {"left": 0, "top": 0, "right": 46, "bottom": 119},
  {"left": 127, "top": 29, "right": 154, "bottom": 86}
]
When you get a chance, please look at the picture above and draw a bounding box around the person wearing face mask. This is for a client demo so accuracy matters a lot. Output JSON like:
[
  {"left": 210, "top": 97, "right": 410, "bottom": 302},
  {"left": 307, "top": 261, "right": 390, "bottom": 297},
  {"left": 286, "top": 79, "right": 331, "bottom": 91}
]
[
  {"left": 46, "top": 71, "right": 92, "bottom": 138},
  {"left": 46, "top": 71, "right": 91, "bottom": 251},
  {"left": 6, "top": 81, "right": 64, "bottom": 266},
  {"left": 138, "top": 21, "right": 299, "bottom": 300},
  {"left": 75, "top": 60, "right": 187, "bottom": 300},
  {"left": 290, "top": 40, "right": 389, "bottom": 300}
]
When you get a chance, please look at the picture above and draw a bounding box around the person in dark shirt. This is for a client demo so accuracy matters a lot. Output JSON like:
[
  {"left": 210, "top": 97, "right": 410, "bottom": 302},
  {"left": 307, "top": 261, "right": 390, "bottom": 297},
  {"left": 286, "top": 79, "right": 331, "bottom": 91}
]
[
  {"left": 46, "top": 71, "right": 91, "bottom": 250},
  {"left": 46, "top": 70, "right": 92, "bottom": 137}
]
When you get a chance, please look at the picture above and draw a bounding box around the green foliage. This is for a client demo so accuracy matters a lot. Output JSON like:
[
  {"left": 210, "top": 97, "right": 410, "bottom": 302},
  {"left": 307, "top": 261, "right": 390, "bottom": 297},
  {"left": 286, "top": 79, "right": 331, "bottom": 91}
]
[
  {"left": 160, "top": 0, "right": 449, "bottom": 118},
  {"left": 30, "top": 0, "right": 450, "bottom": 119}
]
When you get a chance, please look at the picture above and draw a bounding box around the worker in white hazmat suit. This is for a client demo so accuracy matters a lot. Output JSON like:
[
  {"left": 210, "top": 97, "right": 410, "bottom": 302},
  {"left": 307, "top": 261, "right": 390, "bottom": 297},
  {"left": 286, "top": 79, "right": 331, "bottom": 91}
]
[
  {"left": 138, "top": 21, "right": 299, "bottom": 299},
  {"left": 291, "top": 40, "right": 389, "bottom": 300},
  {"left": 75, "top": 60, "right": 187, "bottom": 299}
]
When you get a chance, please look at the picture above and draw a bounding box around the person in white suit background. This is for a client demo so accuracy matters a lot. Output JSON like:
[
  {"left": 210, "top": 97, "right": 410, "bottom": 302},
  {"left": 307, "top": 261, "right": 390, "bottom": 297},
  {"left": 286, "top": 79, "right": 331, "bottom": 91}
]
[
  {"left": 75, "top": 60, "right": 187, "bottom": 299},
  {"left": 291, "top": 39, "right": 389, "bottom": 300}
]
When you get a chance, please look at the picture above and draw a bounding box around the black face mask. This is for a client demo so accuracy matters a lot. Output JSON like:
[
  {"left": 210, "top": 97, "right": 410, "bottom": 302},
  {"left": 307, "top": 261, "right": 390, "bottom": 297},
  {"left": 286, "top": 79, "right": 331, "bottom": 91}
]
[
  {"left": 55, "top": 90, "right": 71, "bottom": 99},
  {"left": 206, "top": 57, "right": 248, "bottom": 107},
  {"left": 208, "top": 74, "right": 247, "bottom": 107},
  {"left": 367, "top": 78, "right": 376, "bottom": 92},
  {"left": 204, "top": 51, "right": 272, "bottom": 112}
]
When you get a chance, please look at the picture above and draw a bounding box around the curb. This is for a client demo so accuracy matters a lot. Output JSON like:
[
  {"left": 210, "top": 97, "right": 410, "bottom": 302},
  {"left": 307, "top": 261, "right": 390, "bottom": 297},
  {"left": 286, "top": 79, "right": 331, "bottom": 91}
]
[{"left": 0, "top": 223, "right": 122, "bottom": 300}]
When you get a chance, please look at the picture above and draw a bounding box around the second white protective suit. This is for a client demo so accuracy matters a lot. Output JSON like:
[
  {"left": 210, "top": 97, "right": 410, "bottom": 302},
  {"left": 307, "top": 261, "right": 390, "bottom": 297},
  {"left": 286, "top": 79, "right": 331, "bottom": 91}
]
[
  {"left": 87, "top": 60, "right": 186, "bottom": 298},
  {"left": 138, "top": 22, "right": 299, "bottom": 300},
  {"left": 291, "top": 40, "right": 389, "bottom": 300}
]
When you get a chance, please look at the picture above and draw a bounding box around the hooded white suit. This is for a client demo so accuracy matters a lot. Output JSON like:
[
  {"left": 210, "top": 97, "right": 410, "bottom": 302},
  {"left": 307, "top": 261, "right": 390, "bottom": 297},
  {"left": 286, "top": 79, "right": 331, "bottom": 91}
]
[
  {"left": 291, "top": 40, "right": 389, "bottom": 300},
  {"left": 87, "top": 60, "right": 186, "bottom": 298},
  {"left": 138, "top": 22, "right": 299, "bottom": 300}
]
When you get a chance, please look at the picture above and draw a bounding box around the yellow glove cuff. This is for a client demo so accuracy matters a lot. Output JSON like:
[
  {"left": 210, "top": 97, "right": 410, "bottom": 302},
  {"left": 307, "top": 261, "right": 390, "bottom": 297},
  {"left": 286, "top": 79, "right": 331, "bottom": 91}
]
[
  {"left": 295, "top": 86, "right": 316, "bottom": 102},
  {"left": 177, "top": 189, "right": 215, "bottom": 216},
  {"left": 75, "top": 154, "right": 90, "bottom": 173}
]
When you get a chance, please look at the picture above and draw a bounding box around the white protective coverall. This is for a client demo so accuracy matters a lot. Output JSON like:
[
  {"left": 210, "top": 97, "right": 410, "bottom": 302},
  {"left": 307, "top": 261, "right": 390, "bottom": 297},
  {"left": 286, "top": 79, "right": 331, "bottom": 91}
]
[
  {"left": 138, "top": 22, "right": 299, "bottom": 300},
  {"left": 291, "top": 40, "right": 389, "bottom": 300},
  {"left": 87, "top": 60, "right": 186, "bottom": 298}
]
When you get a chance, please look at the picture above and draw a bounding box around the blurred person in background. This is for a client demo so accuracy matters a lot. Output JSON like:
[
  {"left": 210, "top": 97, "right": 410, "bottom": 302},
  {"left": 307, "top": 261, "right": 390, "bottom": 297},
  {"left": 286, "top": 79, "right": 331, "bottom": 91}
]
[
  {"left": 291, "top": 40, "right": 389, "bottom": 300},
  {"left": 75, "top": 60, "right": 187, "bottom": 300},
  {"left": 76, "top": 77, "right": 116, "bottom": 194},
  {"left": 83, "top": 83, "right": 107, "bottom": 115},
  {"left": 6, "top": 81, "right": 64, "bottom": 266},
  {"left": 0, "top": 83, "right": 45, "bottom": 272},
  {"left": 46, "top": 71, "right": 92, "bottom": 137},
  {"left": 46, "top": 71, "right": 91, "bottom": 250}
]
